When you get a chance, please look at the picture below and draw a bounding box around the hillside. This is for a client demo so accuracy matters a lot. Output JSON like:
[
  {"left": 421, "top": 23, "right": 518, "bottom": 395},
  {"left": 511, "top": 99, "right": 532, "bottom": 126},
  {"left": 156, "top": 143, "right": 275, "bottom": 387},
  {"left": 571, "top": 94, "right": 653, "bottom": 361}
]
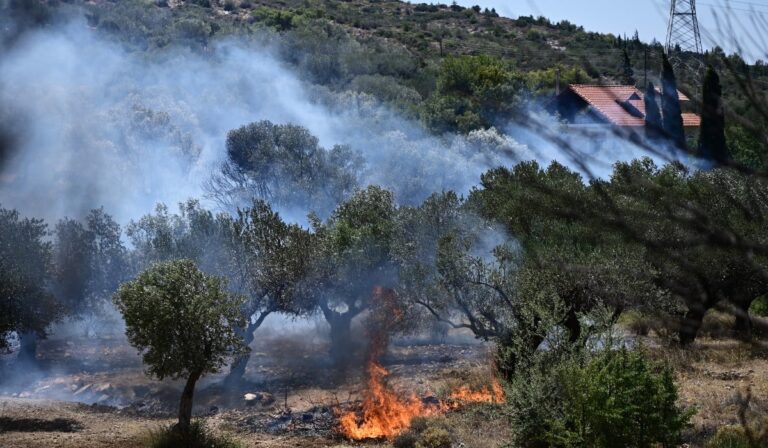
[{"left": 4, "top": 0, "right": 766, "bottom": 166}]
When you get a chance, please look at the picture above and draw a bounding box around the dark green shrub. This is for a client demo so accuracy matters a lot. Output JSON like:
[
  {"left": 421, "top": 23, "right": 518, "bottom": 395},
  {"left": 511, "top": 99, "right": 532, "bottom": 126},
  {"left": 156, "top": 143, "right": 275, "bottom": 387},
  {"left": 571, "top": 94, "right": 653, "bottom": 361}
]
[
  {"left": 750, "top": 296, "right": 768, "bottom": 317},
  {"left": 509, "top": 348, "right": 692, "bottom": 448},
  {"left": 548, "top": 348, "right": 693, "bottom": 448},
  {"left": 145, "top": 420, "right": 241, "bottom": 448}
]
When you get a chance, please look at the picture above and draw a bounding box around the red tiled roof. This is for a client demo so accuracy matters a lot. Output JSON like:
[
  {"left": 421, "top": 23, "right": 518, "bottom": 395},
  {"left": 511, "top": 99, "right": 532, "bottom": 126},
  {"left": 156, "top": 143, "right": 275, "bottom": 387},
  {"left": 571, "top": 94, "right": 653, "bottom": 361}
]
[
  {"left": 682, "top": 112, "right": 701, "bottom": 127},
  {"left": 655, "top": 86, "right": 690, "bottom": 101},
  {"left": 569, "top": 85, "right": 645, "bottom": 126},
  {"left": 566, "top": 84, "right": 699, "bottom": 128}
]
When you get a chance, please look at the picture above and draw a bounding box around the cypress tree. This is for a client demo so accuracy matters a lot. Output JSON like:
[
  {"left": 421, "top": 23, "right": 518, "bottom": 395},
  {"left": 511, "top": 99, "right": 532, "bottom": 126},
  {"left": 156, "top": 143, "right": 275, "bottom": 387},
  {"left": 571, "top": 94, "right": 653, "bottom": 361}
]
[
  {"left": 661, "top": 53, "right": 686, "bottom": 150},
  {"left": 698, "top": 66, "right": 729, "bottom": 164},
  {"left": 621, "top": 49, "right": 635, "bottom": 85},
  {"left": 644, "top": 82, "right": 663, "bottom": 140}
]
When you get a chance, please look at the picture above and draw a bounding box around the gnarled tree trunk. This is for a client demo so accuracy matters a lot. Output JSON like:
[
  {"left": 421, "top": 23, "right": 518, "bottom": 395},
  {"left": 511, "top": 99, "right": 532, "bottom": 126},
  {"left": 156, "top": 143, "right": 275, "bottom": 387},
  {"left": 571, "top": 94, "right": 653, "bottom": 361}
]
[
  {"left": 224, "top": 311, "right": 271, "bottom": 387},
  {"left": 679, "top": 303, "right": 707, "bottom": 346},
  {"left": 178, "top": 370, "right": 202, "bottom": 433},
  {"left": 327, "top": 312, "right": 353, "bottom": 368},
  {"left": 732, "top": 299, "right": 753, "bottom": 342}
]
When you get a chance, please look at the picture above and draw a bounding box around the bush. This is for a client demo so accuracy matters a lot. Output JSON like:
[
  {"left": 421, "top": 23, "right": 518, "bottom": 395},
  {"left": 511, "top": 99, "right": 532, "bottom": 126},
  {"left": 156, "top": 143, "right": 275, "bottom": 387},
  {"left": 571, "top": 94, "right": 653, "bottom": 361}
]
[
  {"left": 550, "top": 348, "right": 693, "bottom": 448},
  {"left": 618, "top": 310, "right": 652, "bottom": 336},
  {"left": 393, "top": 417, "right": 452, "bottom": 448},
  {"left": 750, "top": 296, "right": 768, "bottom": 317},
  {"left": 145, "top": 421, "right": 242, "bottom": 448},
  {"left": 700, "top": 310, "right": 736, "bottom": 339},
  {"left": 416, "top": 427, "right": 452, "bottom": 448},
  {"left": 509, "top": 348, "right": 693, "bottom": 448},
  {"left": 706, "top": 426, "right": 751, "bottom": 448}
]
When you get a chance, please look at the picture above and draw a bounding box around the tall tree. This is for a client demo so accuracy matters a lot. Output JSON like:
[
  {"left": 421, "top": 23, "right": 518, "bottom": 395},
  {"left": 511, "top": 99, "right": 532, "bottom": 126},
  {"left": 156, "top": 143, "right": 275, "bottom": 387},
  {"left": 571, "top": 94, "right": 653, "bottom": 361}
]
[
  {"left": 698, "top": 66, "right": 730, "bottom": 164},
  {"left": 621, "top": 49, "right": 635, "bottom": 85},
  {"left": 0, "top": 208, "right": 59, "bottom": 360},
  {"left": 644, "top": 82, "right": 663, "bottom": 140},
  {"left": 208, "top": 121, "right": 363, "bottom": 217},
  {"left": 223, "top": 200, "right": 316, "bottom": 385},
  {"left": 309, "top": 186, "right": 397, "bottom": 369},
  {"left": 53, "top": 218, "right": 93, "bottom": 314},
  {"left": 661, "top": 53, "right": 687, "bottom": 150},
  {"left": 52, "top": 209, "right": 126, "bottom": 318},
  {"left": 113, "top": 260, "right": 246, "bottom": 433}
]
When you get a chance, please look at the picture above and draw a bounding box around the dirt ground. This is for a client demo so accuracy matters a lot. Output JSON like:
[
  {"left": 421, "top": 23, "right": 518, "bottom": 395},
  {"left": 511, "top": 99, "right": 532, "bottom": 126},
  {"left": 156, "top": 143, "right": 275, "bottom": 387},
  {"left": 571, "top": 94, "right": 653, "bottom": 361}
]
[{"left": 1, "top": 328, "right": 767, "bottom": 448}]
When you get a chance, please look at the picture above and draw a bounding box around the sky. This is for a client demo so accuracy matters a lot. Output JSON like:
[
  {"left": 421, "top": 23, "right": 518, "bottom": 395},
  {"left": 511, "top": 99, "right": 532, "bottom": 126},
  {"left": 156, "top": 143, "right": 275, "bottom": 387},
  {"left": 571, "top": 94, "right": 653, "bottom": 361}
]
[{"left": 415, "top": 0, "right": 768, "bottom": 61}]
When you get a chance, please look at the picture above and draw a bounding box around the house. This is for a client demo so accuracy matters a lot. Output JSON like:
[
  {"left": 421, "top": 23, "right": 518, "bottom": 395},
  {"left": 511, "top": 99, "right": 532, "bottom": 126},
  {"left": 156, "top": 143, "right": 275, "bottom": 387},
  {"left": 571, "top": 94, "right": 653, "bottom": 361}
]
[{"left": 552, "top": 84, "right": 700, "bottom": 134}]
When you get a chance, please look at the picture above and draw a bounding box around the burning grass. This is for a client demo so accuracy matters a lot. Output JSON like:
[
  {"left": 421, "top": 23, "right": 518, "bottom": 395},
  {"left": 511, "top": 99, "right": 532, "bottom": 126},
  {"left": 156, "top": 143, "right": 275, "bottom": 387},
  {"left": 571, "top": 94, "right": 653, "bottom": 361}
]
[
  {"left": 336, "top": 362, "right": 505, "bottom": 441},
  {"left": 336, "top": 287, "right": 505, "bottom": 441}
]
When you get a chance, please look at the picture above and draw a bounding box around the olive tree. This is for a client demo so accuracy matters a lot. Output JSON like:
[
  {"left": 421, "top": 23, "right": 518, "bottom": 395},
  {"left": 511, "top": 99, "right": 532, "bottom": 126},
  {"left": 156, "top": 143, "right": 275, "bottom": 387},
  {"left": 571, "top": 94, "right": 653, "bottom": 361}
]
[
  {"left": 0, "top": 207, "right": 59, "bottom": 358},
  {"left": 113, "top": 259, "right": 246, "bottom": 433},
  {"left": 308, "top": 185, "right": 397, "bottom": 367},
  {"left": 223, "top": 200, "right": 316, "bottom": 384},
  {"left": 208, "top": 120, "right": 363, "bottom": 217}
]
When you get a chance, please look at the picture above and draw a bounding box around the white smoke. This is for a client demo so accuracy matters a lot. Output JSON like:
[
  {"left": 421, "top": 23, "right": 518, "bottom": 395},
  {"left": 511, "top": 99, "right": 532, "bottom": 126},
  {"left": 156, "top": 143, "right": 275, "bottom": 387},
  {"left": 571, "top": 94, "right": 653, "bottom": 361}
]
[{"left": 0, "top": 19, "right": 533, "bottom": 224}]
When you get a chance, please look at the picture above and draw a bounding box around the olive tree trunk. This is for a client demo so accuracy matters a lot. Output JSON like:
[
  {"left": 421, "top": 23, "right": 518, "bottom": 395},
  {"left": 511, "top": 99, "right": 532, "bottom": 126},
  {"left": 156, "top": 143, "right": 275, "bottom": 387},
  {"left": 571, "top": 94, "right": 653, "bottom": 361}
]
[
  {"left": 679, "top": 304, "right": 706, "bottom": 346},
  {"left": 225, "top": 311, "right": 271, "bottom": 386},
  {"left": 328, "top": 313, "right": 353, "bottom": 368},
  {"left": 178, "top": 370, "right": 202, "bottom": 433},
  {"left": 732, "top": 300, "right": 753, "bottom": 342}
]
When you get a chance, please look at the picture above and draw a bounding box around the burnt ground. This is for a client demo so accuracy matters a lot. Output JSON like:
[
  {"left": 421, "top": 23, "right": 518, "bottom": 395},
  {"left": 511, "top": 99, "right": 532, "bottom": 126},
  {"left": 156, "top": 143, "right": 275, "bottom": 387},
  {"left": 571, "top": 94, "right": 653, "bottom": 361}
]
[
  {"left": 0, "top": 323, "right": 504, "bottom": 448},
  {"left": 1, "top": 324, "right": 767, "bottom": 448}
]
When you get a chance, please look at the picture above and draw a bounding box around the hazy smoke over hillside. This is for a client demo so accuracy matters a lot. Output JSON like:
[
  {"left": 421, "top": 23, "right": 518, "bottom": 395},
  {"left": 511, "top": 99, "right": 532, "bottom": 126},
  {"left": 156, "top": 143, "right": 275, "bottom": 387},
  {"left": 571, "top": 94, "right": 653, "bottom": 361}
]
[{"left": 0, "top": 20, "right": 533, "bottom": 223}]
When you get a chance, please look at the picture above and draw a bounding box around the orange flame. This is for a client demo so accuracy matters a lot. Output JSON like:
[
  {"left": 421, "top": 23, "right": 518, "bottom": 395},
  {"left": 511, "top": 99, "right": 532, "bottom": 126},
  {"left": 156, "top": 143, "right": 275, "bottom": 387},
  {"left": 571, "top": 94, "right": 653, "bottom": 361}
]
[
  {"left": 338, "top": 286, "right": 504, "bottom": 440},
  {"left": 339, "top": 361, "right": 442, "bottom": 440},
  {"left": 448, "top": 379, "right": 505, "bottom": 404},
  {"left": 338, "top": 364, "right": 505, "bottom": 440}
]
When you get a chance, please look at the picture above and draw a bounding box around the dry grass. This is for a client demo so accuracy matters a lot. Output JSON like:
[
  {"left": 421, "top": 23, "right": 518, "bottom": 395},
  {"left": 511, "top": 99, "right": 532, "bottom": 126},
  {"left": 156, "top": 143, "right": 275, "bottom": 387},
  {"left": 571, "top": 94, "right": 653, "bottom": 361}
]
[
  {"left": 2, "top": 336, "right": 767, "bottom": 448},
  {"left": 645, "top": 338, "right": 768, "bottom": 447}
]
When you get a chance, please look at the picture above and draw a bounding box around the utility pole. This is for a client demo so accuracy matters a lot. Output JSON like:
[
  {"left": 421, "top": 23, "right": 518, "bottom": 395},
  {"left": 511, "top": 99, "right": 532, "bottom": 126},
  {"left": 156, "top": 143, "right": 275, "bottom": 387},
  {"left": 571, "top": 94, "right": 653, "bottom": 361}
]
[{"left": 666, "top": 0, "right": 703, "bottom": 54}]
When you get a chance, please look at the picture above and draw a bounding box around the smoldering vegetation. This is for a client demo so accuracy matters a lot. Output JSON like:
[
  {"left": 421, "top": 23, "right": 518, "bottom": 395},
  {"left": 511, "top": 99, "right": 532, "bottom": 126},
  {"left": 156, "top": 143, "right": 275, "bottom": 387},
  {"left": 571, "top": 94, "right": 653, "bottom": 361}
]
[
  {"left": 0, "top": 19, "right": 532, "bottom": 224},
  {"left": 0, "top": 11, "right": 643, "bottom": 406},
  {"left": 2, "top": 1, "right": 768, "bottom": 447}
]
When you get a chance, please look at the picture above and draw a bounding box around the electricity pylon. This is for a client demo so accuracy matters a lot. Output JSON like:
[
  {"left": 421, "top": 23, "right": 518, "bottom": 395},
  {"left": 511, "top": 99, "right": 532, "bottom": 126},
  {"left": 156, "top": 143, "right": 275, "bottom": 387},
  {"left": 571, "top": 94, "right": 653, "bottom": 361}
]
[
  {"left": 666, "top": 0, "right": 704, "bottom": 84},
  {"left": 666, "top": 0, "right": 703, "bottom": 54}
]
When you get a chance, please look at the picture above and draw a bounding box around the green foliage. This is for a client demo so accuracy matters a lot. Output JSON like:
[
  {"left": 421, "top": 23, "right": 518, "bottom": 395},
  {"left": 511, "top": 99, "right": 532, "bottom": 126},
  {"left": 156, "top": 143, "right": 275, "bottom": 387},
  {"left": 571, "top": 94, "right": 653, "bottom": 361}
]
[
  {"left": 308, "top": 185, "right": 398, "bottom": 364},
  {"left": 618, "top": 310, "right": 653, "bottom": 336},
  {"left": 53, "top": 209, "right": 127, "bottom": 315},
  {"left": 727, "top": 125, "right": 766, "bottom": 169},
  {"left": 210, "top": 120, "right": 363, "bottom": 217},
  {"left": 422, "top": 55, "right": 524, "bottom": 132},
  {"left": 548, "top": 348, "right": 692, "bottom": 448},
  {"left": 524, "top": 65, "right": 589, "bottom": 94},
  {"left": 750, "top": 296, "right": 768, "bottom": 317},
  {"left": 509, "top": 348, "right": 692, "bottom": 448},
  {"left": 252, "top": 6, "right": 303, "bottom": 31},
  {"left": 0, "top": 207, "right": 59, "bottom": 348},
  {"left": 127, "top": 200, "right": 232, "bottom": 274},
  {"left": 113, "top": 259, "right": 246, "bottom": 380},
  {"left": 620, "top": 49, "right": 635, "bottom": 85},
  {"left": 146, "top": 420, "right": 242, "bottom": 448}
]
